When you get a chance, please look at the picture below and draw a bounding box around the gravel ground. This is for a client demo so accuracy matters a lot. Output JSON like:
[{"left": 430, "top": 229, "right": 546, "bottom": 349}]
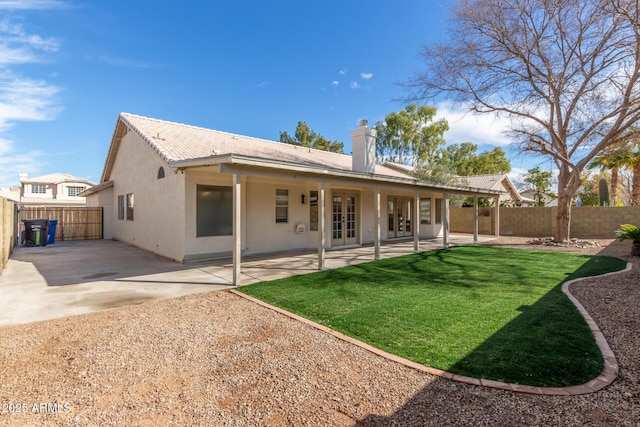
[{"left": 0, "top": 237, "right": 639, "bottom": 426}]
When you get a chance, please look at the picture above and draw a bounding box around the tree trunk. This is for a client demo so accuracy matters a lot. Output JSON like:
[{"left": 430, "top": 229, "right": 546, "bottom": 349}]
[
  {"left": 554, "top": 165, "right": 574, "bottom": 242},
  {"left": 555, "top": 191, "right": 572, "bottom": 242},
  {"left": 611, "top": 167, "right": 618, "bottom": 204},
  {"left": 632, "top": 160, "right": 640, "bottom": 206}
]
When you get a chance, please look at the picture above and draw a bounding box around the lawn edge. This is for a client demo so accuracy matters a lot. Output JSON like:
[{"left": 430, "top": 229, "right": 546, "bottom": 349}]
[{"left": 230, "top": 260, "right": 632, "bottom": 395}]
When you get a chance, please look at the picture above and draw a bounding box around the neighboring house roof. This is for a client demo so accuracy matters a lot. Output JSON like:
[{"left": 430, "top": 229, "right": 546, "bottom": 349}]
[
  {"left": 383, "top": 162, "right": 416, "bottom": 174},
  {"left": 460, "top": 174, "right": 532, "bottom": 204},
  {"left": 78, "top": 180, "right": 114, "bottom": 197},
  {"left": 0, "top": 187, "right": 20, "bottom": 202},
  {"left": 100, "top": 113, "right": 504, "bottom": 197},
  {"left": 21, "top": 173, "right": 95, "bottom": 186},
  {"left": 520, "top": 189, "right": 556, "bottom": 205}
]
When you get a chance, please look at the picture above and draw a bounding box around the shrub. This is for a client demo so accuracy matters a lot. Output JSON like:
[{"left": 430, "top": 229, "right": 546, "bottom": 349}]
[{"left": 615, "top": 224, "right": 640, "bottom": 256}]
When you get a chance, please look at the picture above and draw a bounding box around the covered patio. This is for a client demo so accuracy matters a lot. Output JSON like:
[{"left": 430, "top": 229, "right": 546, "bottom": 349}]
[{"left": 203, "top": 233, "right": 498, "bottom": 286}]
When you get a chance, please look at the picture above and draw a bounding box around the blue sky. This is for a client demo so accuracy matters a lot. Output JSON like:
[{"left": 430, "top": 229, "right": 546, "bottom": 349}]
[{"left": 0, "top": 0, "right": 545, "bottom": 189}]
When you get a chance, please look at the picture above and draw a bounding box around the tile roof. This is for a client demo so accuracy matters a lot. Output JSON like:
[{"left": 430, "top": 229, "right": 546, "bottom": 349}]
[
  {"left": 461, "top": 174, "right": 509, "bottom": 191},
  {"left": 115, "top": 113, "right": 410, "bottom": 179},
  {"left": 22, "top": 173, "right": 95, "bottom": 185}
]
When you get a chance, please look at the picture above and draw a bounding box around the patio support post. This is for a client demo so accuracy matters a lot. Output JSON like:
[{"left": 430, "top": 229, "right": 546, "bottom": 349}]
[
  {"left": 374, "top": 185, "right": 381, "bottom": 260},
  {"left": 232, "top": 173, "right": 242, "bottom": 286},
  {"left": 413, "top": 190, "right": 419, "bottom": 252},
  {"left": 494, "top": 195, "right": 500, "bottom": 237},
  {"left": 318, "top": 182, "right": 326, "bottom": 270},
  {"left": 443, "top": 192, "right": 450, "bottom": 248},
  {"left": 473, "top": 196, "right": 479, "bottom": 244}
]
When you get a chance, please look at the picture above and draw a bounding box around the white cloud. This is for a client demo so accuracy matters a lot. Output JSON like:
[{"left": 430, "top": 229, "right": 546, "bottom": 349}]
[
  {"left": 0, "top": 19, "right": 60, "bottom": 65},
  {"left": 0, "top": 10, "right": 63, "bottom": 187},
  {"left": 93, "top": 54, "right": 156, "bottom": 69},
  {"left": 350, "top": 81, "right": 359, "bottom": 89},
  {"left": 0, "top": 0, "right": 66, "bottom": 10},
  {"left": 331, "top": 80, "right": 339, "bottom": 86},
  {"left": 435, "top": 101, "right": 512, "bottom": 146},
  {"left": 360, "top": 72, "right": 373, "bottom": 80},
  {"left": 339, "top": 69, "right": 347, "bottom": 75},
  {"left": 0, "top": 73, "right": 62, "bottom": 129},
  {"left": 0, "top": 138, "right": 44, "bottom": 188}
]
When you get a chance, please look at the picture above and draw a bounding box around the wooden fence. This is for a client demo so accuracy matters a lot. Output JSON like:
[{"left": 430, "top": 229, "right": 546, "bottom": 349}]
[
  {"left": 1, "top": 197, "right": 16, "bottom": 272},
  {"left": 19, "top": 207, "right": 103, "bottom": 242}
]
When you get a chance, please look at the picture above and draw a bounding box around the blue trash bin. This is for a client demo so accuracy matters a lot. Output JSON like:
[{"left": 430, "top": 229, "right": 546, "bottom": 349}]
[{"left": 48, "top": 219, "right": 58, "bottom": 244}]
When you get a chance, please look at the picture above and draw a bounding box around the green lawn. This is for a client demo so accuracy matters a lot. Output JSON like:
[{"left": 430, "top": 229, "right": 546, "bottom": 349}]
[{"left": 239, "top": 246, "right": 626, "bottom": 387}]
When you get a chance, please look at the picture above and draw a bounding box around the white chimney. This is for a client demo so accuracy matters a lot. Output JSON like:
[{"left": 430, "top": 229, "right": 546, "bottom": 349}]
[
  {"left": 351, "top": 119, "right": 377, "bottom": 174},
  {"left": 19, "top": 172, "right": 28, "bottom": 182}
]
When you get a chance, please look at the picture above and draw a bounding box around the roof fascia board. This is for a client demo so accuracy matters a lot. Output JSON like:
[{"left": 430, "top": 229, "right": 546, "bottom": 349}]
[{"left": 216, "top": 160, "right": 503, "bottom": 196}]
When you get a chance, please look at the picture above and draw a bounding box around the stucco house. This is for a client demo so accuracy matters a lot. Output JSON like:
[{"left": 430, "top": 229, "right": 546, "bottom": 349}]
[
  {"left": 17, "top": 172, "right": 95, "bottom": 207},
  {"left": 520, "top": 189, "right": 558, "bottom": 207},
  {"left": 462, "top": 174, "right": 534, "bottom": 207},
  {"left": 85, "top": 113, "right": 503, "bottom": 284}
]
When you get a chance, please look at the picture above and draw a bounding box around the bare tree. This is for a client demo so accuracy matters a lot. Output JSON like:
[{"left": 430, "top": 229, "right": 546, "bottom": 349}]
[{"left": 409, "top": 0, "right": 640, "bottom": 242}]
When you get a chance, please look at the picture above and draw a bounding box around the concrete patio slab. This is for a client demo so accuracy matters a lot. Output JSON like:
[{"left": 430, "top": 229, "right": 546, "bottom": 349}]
[{"left": 0, "top": 234, "right": 492, "bottom": 327}]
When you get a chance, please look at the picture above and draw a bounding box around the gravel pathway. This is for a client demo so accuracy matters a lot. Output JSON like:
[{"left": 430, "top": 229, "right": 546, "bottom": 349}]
[{"left": 0, "top": 238, "right": 638, "bottom": 426}]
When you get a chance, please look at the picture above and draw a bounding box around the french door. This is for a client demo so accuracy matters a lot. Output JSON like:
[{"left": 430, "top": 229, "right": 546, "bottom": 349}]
[
  {"left": 332, "top": 193, "right": 357, "bottom": 246},
  {"left": 387, "top": 197, "right": 413, "bottom": 238}
]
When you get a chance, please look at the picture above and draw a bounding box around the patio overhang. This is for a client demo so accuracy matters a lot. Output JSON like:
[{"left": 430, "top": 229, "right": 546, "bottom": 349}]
[
  {"left": 169, "top": 154, "right": 504, "bottom": 198},
  {"left": 170, "top": 154, "right": 504, "bottom": 286}
]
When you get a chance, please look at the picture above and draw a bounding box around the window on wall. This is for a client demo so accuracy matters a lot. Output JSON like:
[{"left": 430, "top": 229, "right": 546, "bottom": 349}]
[
  {"left": 32, "top": 184, "right": 46, "bottom": 194},
  {"left": 117, "top": 195, "right": 125, "bottom": 220},
  {"left": 196, "top": 185, "right": 232, "bottom": 237},
  {"left": 420, "top": 199, "right": 431, "bottom": 225},
  {"left": 67, "top": 186, "right": 84, "bottom": 197},
  {"left": 126, "top": 193, "right": 135, "bottom": 221},
  {"left": 275, "top": 189, "right": 288, "bottom": 223},
  {"left": 157, "top": 167, "right": 165, "bottom": 179},
  {"left": 435, "top": 198, "right": 443, "bottom": 224},
  {"left": 309, "top": 191, "right": 318, "bottom": 231}
]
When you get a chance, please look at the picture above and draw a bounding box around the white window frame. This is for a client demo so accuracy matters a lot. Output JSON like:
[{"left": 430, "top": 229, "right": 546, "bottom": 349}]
[
  {"left": 126, "top": 193, "right": 134, "bottom": 221},
  {"left": 67, "top": 186, "right": 85, "bottom": 197},
  {"left": 117, "top": 195, "right": 125, "bottom": 220},
  {"left": 32, "top": 184, "right": 47, "bottom": 194},
  {"left": 276, "top": 189, "right": 288, "bottom": 223}
]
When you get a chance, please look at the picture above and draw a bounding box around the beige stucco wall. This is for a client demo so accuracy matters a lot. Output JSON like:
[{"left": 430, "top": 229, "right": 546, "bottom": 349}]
[
  {"left": 110, "top": 131, "right": 186, "bottom": 261},
  {"left": 182, "top": 173, "right": 448, "bottom": 261},
  {"left": 184, "top": 168, "right": 239, "bottom": 260},
  {"left": 85, "top": 186, "right": 114, "bottom": 239}
]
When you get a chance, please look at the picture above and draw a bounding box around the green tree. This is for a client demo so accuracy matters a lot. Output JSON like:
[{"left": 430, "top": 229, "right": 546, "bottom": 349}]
[
  {"left": 411, "top": 164, "right": 467, "bottom": 207},
  {"left": 524, "top": 166, "right": 556, "bottom": 207},
  {"left": 577, "top": 178, "right": 599, "bottom": 207},
  {"left": 279, "top": 121, "right": 344, "bottom": 153},
  {"left": 375, "top": 104, "right": 449, "bottom": 166},
  {"left": 442, "top": 143, "right": 511, "bottom": 176},
  {"left": 411, "top": 0, "right": 640, "bottom": 242}
]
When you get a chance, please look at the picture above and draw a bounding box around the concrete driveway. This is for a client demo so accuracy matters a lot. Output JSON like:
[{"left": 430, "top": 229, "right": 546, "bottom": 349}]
[
  {"left": 0, "top": 235, "right": 492, "bottom": 327},
  {"left": 0, "top": 240, "right": 239, "bottom": 327}
]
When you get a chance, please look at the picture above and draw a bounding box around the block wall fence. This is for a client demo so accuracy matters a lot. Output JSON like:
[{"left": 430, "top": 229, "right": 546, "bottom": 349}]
[{"left": 450, "top": 206, "right": 640, "bottom": 238}]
